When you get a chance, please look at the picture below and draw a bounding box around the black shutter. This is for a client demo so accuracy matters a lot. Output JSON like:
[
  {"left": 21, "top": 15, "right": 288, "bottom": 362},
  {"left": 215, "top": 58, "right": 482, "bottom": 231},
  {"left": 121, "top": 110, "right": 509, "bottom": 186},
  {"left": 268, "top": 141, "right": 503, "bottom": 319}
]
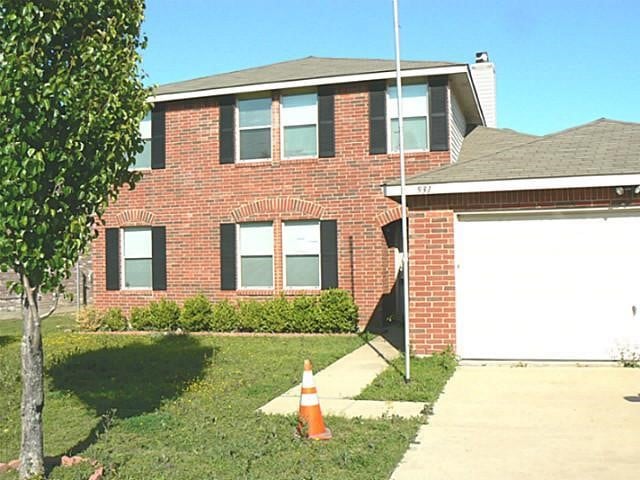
[
  {"left": 152, "top": 226, "right": 167, "bottom": 290},
  {"left": 151, "top": 105, "right": 166, "bottom": 169},
  {"left": 105, "top": 228, "right": 120, "bottom": 291},
  {"left": 369, "top": 81, "right": 387, "bottom": 154},
  {"left": 318, "top": 86, "right": 335, "bottom": 157},
  {"left": 429, "top": 76, "right": 449, "bottom": 151},
  {"left": 220, "top": 223, "right": 236, "bottom": 290},
  {"left": 219, "top": 95, "right": 235, "bottom": 164},
  {"left": 320, "top": 220, "right": 338, "bottom": 289}
]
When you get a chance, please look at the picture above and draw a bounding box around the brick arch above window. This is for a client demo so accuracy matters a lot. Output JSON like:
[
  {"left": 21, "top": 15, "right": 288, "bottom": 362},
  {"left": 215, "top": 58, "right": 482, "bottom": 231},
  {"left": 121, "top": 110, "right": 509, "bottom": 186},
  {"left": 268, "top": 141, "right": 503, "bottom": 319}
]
[
  {"left": 114, "top": 209, "right": 155, "bottom": 227},
  {"left": 231, "top": 197, "right": 325, "bottom": 222},
  {"left": 375, "top": 206, "right": 403, "bottom": 228}
]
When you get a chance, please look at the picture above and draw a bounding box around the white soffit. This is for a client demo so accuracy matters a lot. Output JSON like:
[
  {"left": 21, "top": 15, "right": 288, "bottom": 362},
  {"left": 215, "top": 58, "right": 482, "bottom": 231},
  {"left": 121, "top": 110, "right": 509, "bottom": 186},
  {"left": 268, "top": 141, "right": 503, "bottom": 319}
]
[{"left": 383, "top": 174, "right": 640, "bottom": 196}]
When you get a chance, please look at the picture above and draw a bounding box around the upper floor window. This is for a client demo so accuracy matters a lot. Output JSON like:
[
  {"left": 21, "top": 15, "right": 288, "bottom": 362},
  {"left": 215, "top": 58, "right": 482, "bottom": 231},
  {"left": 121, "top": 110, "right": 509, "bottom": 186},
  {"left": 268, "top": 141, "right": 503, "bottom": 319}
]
[
  {"left": 133, "top": 112, "right": 152, "bottom": 169},
  {"left": 238, "top": 222, "right": 273, "bottom": 289},
  {"left": 283, "top": 221, "right": 321, "bottom": 289},
  {"left": 122, "top": 227, "right": 152, "bottom": 289},
  {"left": 387, "top": 83, "right": 428, "bottom": 152},
  {"left": 281, "top": 92, "right": 318, "bottom": 158},
  {"left": 238, "top": 96, "right": 271, "bottom": 161}
]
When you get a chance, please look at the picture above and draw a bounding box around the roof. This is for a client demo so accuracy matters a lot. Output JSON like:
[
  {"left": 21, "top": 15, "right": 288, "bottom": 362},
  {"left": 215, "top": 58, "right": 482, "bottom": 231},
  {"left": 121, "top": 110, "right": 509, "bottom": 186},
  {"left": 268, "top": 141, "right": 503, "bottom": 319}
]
[
  {"left": 155, "top": 56, "right": 460, "bottom": 96},
  {"left": 457, "top": 126, "right": 538, "bottom": 163},
  {"left": 384, "top": 119, "right": 640, "bottom": 194}
]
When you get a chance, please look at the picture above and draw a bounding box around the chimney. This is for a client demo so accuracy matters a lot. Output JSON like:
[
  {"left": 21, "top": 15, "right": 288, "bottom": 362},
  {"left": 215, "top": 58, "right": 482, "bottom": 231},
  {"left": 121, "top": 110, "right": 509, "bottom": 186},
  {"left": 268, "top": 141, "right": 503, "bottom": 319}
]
[{"left": 470, "top": 51, "right": 497, "bottom": 128}]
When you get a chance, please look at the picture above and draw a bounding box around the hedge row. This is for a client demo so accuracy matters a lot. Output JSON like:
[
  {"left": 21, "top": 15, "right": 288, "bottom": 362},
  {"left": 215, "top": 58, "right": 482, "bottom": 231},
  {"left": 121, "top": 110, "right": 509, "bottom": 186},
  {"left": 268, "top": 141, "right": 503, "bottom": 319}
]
[{"left": 77, "top": 289, "right": 359, "bottom": 334}]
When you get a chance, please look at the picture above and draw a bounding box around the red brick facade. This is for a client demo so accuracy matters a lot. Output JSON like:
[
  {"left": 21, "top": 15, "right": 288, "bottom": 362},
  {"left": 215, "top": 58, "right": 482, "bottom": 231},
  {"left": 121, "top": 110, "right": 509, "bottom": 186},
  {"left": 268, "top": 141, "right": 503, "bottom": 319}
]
[
  {"left": 93, "top": 81, "right": 451, "bottom": 328},
  {"left": 406, "top": 187, "right": 640, "bottom": 354}
]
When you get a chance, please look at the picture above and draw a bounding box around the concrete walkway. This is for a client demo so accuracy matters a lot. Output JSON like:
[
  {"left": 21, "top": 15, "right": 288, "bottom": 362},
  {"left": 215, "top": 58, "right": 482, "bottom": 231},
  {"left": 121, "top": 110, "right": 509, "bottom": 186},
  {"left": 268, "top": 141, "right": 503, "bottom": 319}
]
[
  {"left": 391, "top": 365, "right": 640, "bottom": 480},
  {"left": 259, "top": 336, "right": 425, "bottom": 419}
]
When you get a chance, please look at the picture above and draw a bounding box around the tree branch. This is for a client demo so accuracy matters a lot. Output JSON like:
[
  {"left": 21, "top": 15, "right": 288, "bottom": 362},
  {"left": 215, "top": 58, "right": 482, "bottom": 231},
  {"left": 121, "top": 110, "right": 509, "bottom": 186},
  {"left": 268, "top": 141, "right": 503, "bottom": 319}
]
[{"left": 39, "top": 292, "right": 59, "bottom": 320}]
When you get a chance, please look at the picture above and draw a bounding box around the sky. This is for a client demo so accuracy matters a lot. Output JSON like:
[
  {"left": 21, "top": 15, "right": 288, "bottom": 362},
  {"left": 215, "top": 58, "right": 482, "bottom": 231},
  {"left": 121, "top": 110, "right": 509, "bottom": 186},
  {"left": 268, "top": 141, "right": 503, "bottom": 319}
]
[{"left": 141, "top": 0, "right": 640, "bottom": 136}]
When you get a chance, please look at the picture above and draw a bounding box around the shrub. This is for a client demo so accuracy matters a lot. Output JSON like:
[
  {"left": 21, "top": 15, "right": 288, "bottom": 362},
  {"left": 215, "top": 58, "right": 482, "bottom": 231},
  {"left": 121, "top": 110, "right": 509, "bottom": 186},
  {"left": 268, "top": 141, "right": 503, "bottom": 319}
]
[
  {"left": 101, "top": 308, "right": 127, "bottom": 331},
  {"left": 236, "top": 300, "right": 264, "bottom": 332},
  {"left": 180, "top": 294, "right": 213, "bottom": 332},
  {"left": 130, "top": 305, "right": 154, "bottom": 330},
  {"left": 315, "top": 289, "right": 359, "bottom": 333},
  {"left": 286, "top": 295, "right": 319, "bottom": 333},
  {"left": 76, "top": 307, "right": 102, "bottom": 331},
  {"left": 148, "top": 298, "right": 181, "bottom": 330},
  {"left": 211, "top": 300, "right": 238, "bottom": 332},
  {"left": 260, "top": 295, "right": 290, "bottom": 332}
]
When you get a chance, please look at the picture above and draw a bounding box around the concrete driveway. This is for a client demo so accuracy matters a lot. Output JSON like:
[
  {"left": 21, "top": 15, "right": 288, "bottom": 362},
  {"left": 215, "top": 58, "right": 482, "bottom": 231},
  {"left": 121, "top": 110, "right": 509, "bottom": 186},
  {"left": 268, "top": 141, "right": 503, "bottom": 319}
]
[{"left": 391, "top": 365, "right": 640, "bottom": 480}]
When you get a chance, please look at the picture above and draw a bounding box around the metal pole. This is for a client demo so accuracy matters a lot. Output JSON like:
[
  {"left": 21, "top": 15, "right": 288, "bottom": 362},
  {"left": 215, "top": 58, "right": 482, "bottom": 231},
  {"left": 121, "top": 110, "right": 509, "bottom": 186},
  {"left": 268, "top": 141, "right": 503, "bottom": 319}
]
[{"left": 392, "top": 0, "right": 411, "bottom": 382}]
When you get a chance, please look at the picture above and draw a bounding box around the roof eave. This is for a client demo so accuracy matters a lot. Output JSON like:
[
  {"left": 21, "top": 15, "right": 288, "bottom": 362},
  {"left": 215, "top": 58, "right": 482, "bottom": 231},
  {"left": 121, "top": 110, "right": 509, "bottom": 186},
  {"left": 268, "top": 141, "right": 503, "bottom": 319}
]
[
  {"left": 148, "top": 64, "right": 470, "bottom": 103},
  {"left": 383, "top": 173, "right": 640, "bottom": 197}
]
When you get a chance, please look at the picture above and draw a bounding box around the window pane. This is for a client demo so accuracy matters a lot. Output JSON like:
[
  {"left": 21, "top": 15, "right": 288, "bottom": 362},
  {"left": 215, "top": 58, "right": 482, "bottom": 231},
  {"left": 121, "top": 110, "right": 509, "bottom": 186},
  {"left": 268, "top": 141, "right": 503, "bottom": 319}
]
[
  {"left": 388, "top": 84, "right": 428, "bottom": 118},
  {"left": 240, "top": 128, "right": 271, "bottom": 160},
  {"left": 139, "top": 116, "right": 152, "bottom": 139},
  {"left": 390, "top": 117, "right": 427, "bottom": 152},
  {"left": 282, "top": 93, "right": 317, "bottom": 126},
  {"left": 284, "top": 125, "right": 317, "bottom": 157},
  {"left": 240, "top": 256, "right": 273, "bottom": 288},
  {"left": 124, "top": 228, "right": 152, "bottom": 258},
  {"left": 239, "top": 222, "right": 273, "bottom": 255},
  {"left": 283, "top": 221, "right": 320, "bottom": 255},
  {"left": 286, "top": 255, "right": 320, "bottom": 288},
  {"left": 239, "top": 97, "right": 271, "bottom": 127},
  {"left": 125, "top": 258, "right": 152, "bottom": 288},
  {"left": 133, "top": 139, "right": 151, "bottom": 169}
]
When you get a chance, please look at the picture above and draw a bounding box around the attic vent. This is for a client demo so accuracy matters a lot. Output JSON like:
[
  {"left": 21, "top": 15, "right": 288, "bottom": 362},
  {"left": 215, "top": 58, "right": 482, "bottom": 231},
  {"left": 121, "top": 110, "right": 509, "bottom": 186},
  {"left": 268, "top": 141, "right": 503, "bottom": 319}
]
[{"left": 475, "top": 51, "right": 489, "bottom": 63}]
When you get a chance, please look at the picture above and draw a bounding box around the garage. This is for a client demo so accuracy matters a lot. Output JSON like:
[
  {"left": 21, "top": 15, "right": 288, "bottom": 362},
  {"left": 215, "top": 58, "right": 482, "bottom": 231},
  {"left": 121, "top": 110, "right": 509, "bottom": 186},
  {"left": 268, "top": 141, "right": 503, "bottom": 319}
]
[{"left": 455, "top": 210, "right": 640, "bottom": 360}]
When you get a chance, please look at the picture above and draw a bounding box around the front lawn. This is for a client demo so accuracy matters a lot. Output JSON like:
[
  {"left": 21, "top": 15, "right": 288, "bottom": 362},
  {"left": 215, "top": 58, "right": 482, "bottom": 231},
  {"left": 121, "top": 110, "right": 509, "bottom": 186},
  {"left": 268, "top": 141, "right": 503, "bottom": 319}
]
[{"left": 0, "top": 315, "right": 420, "bottom": 479}]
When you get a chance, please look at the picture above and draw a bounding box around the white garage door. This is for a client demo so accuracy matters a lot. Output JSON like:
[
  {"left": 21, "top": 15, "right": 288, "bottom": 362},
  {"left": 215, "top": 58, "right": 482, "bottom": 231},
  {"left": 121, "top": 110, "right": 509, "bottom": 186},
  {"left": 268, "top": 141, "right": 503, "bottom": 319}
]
[{"left": 455, "top": 210, "right": 640, "bottom": 360}]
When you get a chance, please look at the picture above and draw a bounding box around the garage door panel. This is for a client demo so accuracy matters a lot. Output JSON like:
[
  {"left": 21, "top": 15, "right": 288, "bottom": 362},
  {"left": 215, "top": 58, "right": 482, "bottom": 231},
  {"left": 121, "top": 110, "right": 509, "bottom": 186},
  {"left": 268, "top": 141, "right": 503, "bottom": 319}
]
[{"left": 455, "top": 212, "right": 640, "bottom": 360}]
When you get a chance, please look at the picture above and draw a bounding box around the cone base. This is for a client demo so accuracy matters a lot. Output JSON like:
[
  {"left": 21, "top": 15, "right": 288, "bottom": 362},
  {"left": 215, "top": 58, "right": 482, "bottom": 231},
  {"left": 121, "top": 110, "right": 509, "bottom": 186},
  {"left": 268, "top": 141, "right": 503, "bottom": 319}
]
[{"left": 308, "top": 427, "right": 332, "bottom": 440}]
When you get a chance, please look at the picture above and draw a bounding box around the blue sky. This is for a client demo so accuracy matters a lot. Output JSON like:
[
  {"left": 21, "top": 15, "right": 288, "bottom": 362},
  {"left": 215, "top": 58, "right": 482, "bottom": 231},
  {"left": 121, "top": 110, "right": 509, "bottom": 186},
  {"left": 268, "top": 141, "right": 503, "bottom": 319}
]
[{"left": 142, "top": 0, "right": 640, "bottom": 135}]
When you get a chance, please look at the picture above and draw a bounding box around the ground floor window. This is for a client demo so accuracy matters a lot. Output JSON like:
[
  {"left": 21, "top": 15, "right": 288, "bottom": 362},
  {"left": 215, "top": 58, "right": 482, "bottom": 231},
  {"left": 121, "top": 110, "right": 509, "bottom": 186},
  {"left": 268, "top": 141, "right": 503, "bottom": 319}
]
[
  {"left": 238, "top": 222, "right": 274, "bottom": 288},
  {"left": 283, "top": 221, "right": 320, "bottom": 289}
]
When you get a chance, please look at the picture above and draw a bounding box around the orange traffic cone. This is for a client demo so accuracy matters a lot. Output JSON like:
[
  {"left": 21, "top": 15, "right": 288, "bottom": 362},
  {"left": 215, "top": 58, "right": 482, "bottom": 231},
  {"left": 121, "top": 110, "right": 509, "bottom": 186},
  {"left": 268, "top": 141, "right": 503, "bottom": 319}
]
[{"left": 296, "top": 359, "right": 332, "bottom": 440}]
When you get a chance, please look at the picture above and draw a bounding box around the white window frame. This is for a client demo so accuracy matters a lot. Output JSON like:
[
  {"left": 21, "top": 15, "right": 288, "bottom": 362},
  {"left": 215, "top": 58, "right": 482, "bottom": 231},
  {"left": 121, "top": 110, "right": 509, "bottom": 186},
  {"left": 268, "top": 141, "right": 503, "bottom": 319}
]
[
  {"left": 237, "top": 222, "right": 274, "bottom": 290},
  {"left": 235, "top": 94, "right": 272, "bottom": 163},
  {"left": 280, "top": 91, "right": 318, "bottom": 160},
  {"left": 282, "top": 220, "right": 321, "bottom": 290},
  {"left": 121, "top": 227, "right": 153, "bottom": 290},
  {"left": 131, "top": 112, "right": 152, "bottom": 171},
  {"left": 386, "top": 82, "right": 429, "bottom": 153}
]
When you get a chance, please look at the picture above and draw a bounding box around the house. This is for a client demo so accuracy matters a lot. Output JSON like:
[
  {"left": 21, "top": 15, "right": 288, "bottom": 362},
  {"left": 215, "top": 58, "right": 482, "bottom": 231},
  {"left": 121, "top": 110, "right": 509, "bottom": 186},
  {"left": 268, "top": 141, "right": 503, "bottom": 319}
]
[
  {"left": 92, "top": 54, "right": 493, "bottom": 335},
  {"left": 93, "top": 53, "right": 640, "bottom": 360}
]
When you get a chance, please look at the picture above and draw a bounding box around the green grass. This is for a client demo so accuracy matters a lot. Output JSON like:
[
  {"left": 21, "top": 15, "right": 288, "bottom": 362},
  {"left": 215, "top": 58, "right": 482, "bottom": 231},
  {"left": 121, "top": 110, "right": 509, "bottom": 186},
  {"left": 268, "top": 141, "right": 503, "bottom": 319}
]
[
  {"left": 0, "top": 315, "right": 421, "bottom": 479},
  {"left": 356, "top": 350, "right": 457, "bottom": 403}
]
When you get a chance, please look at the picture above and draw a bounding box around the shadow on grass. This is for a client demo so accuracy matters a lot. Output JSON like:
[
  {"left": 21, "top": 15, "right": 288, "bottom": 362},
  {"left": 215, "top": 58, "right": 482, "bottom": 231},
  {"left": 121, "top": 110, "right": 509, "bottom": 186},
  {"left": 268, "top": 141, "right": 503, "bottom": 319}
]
[
  {"left": 0, "top": 335, "right": 18, "bottom": 348},
  {"left": 47, "top": 335, "right": 214, "bottom": 463}
]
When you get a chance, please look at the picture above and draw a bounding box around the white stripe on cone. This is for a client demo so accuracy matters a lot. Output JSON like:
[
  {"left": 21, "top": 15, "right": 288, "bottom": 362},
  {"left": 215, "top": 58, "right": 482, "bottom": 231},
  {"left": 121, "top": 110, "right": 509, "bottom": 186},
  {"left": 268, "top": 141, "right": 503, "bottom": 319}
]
[
  {"left": 302, "top": 370, "right": 314, "bottom": 388},
  {"left": 300, "top": 393, "right": 320, "bottom": 407}
]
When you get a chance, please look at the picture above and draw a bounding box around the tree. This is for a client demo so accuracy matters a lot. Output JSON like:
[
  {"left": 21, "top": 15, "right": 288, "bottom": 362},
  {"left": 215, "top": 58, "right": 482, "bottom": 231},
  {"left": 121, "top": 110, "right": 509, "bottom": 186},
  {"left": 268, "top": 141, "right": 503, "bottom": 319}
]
[{"left": 0, "top": 1, "right": 149, "bottom": 477}]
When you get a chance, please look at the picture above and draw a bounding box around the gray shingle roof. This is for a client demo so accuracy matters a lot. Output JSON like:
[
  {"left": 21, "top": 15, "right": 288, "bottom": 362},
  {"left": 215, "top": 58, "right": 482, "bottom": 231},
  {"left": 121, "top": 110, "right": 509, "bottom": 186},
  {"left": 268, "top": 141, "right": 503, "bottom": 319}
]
[
  {"left": 395, "top": 119, "right": 640, "bottom": 186},
  {"left": 457, "top": 126, "right": 538, "bottom": 163},
  {"left": 155, "top": 56, "right": 460, "bottom": 95}
]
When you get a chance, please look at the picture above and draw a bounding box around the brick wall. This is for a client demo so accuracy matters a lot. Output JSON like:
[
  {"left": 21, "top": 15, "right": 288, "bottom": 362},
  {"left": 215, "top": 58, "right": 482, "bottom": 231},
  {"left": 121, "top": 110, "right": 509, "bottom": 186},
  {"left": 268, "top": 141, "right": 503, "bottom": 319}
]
[
  {"left": 93, "top": 81, "right": 451, "bottom": 328},
  {"left": 406, "top": 187, "right": 640, "bottom": 354}
]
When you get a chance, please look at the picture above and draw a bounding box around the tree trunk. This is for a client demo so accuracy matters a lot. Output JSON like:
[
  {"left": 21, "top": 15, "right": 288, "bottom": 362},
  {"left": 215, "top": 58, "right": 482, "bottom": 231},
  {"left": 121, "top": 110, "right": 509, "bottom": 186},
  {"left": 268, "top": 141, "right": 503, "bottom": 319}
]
[{"left": 19, "top": 275, "right": 45, "bottom": 479}]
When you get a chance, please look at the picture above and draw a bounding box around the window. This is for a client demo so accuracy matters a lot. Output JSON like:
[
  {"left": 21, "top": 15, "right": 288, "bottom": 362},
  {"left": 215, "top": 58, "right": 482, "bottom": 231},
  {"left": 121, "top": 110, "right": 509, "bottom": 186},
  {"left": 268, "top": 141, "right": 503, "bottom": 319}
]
[
  {"left": 283, "top": 221, "right": 320, "bottom": 289},
  {"left": 133, "top": 112, "right": 152, "bottom": 169},
  {"left": 122, "top": 228, "right": 152, "bottom": 288},
  {"left": 388, "top": 83, "right": 428, "bottom": 152},
  {"left": 238, "top": 222, "right": 273, "bottom": 288},
  {"left": 281, "top": 92, "right": 317, "bottom": 158},
  {"left": 238, "top": 96, "right": 271, "bottom": 160}
]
